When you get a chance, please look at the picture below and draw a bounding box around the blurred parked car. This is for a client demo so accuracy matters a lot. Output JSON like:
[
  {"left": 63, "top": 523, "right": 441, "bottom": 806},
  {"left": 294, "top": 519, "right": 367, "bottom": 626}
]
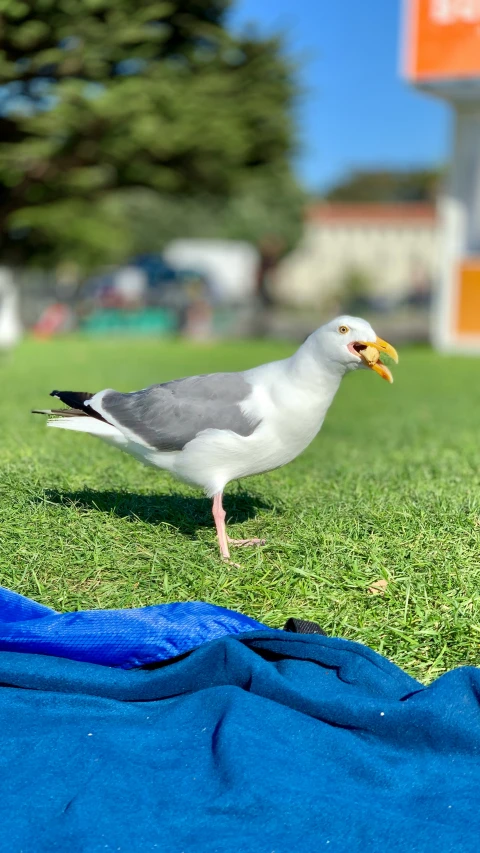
[{"left": 76, "top": 253, "right": 212, "bottom": 337}]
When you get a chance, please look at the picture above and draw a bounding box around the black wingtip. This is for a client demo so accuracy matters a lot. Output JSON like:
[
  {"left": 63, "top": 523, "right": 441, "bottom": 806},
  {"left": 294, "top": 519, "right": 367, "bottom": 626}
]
[{"left": 46, "top": 390, "right": 106, "bottom": 422}]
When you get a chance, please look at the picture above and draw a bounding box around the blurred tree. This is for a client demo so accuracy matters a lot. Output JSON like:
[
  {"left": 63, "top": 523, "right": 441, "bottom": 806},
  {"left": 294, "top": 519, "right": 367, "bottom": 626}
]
[
  {"left": 324, "top": 169, "right": 442, "bottom": 203},
  {"left": 0, "top": 0, "right": 303, "bottom": 267}
]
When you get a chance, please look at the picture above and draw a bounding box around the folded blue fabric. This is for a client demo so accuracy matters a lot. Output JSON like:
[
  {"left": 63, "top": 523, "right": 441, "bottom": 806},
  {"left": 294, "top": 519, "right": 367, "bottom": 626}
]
[
  {"left": 0, "top": 586, "right": 264, "bottom": 667},
  {"left": 0, "top": 631, "right": 479, "bottom": 852}
]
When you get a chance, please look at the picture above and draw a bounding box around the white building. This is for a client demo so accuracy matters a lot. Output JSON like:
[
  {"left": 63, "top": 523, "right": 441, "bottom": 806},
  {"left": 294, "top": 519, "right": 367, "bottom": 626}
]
[{"left": 274, "top": 203, "right": 439, "bottom": 309}]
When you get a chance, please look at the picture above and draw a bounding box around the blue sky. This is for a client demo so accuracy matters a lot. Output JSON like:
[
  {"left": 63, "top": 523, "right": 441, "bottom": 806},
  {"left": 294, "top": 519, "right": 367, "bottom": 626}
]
[{"left": 228, "top": 0, "right": 452, "bottom": 191}]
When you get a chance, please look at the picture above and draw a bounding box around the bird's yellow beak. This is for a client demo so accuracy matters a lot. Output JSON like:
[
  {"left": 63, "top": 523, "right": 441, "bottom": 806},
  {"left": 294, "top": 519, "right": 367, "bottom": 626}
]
[{"left": 354, "top": 336, "right": 399, "bottom": 384}]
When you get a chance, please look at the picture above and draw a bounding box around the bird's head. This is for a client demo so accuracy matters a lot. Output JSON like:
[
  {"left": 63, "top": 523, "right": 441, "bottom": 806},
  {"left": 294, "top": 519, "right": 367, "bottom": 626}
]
[{"left": 311, "top": 316, "right": 399, "bottom": 383}]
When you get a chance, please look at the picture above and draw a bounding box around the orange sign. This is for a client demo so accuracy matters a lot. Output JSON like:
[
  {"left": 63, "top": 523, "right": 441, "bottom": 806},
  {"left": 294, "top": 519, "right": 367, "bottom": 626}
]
[
  {"left": 455, "top": 261, "right": 480, "bottom": 336},
  {"left": 405, "top": 0, "right": 480, "bottom": 81}
]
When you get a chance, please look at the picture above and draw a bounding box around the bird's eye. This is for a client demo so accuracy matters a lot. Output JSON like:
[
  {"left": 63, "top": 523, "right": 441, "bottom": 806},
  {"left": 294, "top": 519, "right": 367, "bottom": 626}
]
[{"left": 338, "top": 325, "right": 349, "bottom": 334}]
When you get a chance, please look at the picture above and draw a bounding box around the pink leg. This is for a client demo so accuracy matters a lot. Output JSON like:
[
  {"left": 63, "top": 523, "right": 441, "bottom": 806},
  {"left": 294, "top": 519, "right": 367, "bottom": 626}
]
[
  {"left": 212, "top": 492, "right": 230, "bottom": 560},
  {"left": 212, "top": 493, "right": 266, "bottom": 558}
]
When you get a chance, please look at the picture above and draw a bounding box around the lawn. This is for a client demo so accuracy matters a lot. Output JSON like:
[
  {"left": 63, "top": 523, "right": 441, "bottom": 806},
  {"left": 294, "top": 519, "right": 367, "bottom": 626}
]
[{"left": 0, "top": 334, "right": 479, "bottom": 682}]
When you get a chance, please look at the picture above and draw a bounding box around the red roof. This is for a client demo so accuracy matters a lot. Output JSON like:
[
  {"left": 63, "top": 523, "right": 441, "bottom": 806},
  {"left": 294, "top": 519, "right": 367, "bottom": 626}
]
[{"left": 306, "top": 203, "right": 437, "bottom": 225}]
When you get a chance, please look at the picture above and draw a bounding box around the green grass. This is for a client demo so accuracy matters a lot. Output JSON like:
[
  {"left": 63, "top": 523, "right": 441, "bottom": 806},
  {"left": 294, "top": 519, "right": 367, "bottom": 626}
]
[{"left": 1, "top": 335, "right": 480, "bottom": 682}]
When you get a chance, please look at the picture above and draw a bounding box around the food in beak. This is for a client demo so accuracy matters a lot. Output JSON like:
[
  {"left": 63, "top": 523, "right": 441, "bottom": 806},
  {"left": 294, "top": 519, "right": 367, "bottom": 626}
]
[
  {"left": 358, "top": 345, "right": 380, "bottom": 365},
  {"left": 350, "top": 337, "right": 398, "bottom": 384}
]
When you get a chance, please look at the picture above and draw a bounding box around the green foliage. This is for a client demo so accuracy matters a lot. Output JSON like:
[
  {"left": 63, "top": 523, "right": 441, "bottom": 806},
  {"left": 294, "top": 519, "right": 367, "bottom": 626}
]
[
  {"left": 325, "top": 168, "right": 442, "bottom": 203},
  {"left": 115, "top": 168, "right": 304, "bottom": 257},
  {"left": 0, "top": 0, "right": 303, "bottom": 266},
  {"left": 2, "top": 337, "right": 480, "bottom": 682}
]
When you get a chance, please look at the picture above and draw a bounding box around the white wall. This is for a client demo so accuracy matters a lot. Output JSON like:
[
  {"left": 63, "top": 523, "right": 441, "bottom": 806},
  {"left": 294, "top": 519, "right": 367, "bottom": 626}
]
[{"left": 274, "top": 216, "right": 439, "bottom": 308}]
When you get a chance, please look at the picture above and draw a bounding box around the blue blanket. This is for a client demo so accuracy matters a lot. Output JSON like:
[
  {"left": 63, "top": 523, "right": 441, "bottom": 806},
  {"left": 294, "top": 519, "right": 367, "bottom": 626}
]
[
  {"left": 0, "top": 586, "right": 264, "bottom": 666},
  {"left": 1, "top": 629, "right": 479, "bottom": 852}
]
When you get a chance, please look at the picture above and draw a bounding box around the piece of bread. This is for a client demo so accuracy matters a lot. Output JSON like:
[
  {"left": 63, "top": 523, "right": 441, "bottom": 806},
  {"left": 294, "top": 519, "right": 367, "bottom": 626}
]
[{"left": 361, "top": 345, "right": 380, "bottom": 365}]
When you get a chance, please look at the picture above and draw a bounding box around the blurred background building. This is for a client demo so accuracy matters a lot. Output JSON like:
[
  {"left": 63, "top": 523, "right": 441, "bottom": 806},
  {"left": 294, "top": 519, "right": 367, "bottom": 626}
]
[
  {"left": 0, "top": 1, "right": 479, "bottom": 347},
  {"left": 275, "top": 202, "right": 437, "bottom": 310}
]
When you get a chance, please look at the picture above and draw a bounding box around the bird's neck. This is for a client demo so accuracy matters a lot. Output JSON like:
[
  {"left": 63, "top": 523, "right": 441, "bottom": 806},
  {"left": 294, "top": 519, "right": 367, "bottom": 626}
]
[{"left": 286, "top": 337, "right": 345, "bottom": 401}]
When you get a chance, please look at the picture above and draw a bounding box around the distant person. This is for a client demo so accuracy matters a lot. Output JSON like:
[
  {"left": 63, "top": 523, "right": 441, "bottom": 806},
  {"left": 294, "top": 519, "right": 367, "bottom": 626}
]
[
  {"left": 408, "top": 262, "right": 432, "bottom": 307},
  {"left": 180, "top": 276, "right": 213, "bottom": 341},
  {"left": 114, "top": 266, "right": 148, "bottom": 307},
  {"left": 256, "top": 235, "right": 285, "bottom": 307},
  {"left": 0, "top": 268, "right": 22, "bottom": 352},
  {"left": 251, "top": 235, "right": 285, "bottom": 337}
]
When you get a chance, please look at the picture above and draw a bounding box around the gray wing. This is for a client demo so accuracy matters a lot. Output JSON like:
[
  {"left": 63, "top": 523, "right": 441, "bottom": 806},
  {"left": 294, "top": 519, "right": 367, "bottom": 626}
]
[{"left": 98, "top": 373, "right": 261, "bottom": 451}]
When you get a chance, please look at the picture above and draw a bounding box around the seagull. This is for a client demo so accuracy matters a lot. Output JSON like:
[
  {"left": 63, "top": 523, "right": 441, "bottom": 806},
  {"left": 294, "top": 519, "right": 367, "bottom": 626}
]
[{"left": 32, "top": 316, "right": 398, "bottom": 560}]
